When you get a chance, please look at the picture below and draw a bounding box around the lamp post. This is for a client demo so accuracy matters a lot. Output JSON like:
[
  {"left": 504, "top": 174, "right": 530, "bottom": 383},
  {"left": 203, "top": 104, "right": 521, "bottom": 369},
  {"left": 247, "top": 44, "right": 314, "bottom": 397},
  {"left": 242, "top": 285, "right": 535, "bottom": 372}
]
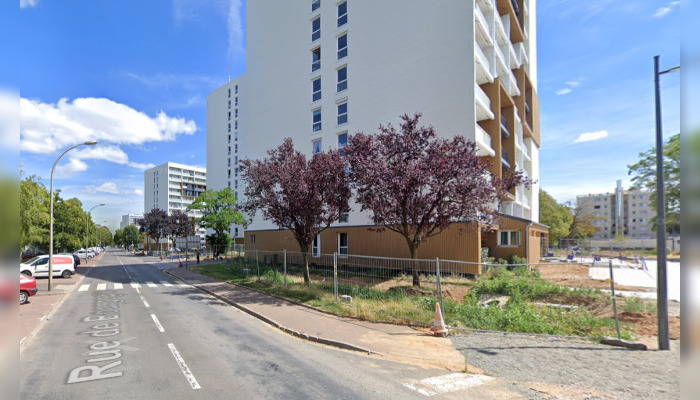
[
  {"left": 86, "top": 204, "right": 105, "bottom": 265},
  {"left": 653, "top": 55, "right": 679, "bottom": 351},
  {"left": 49, "top": 141, "right": 97, "bottom": 292}
]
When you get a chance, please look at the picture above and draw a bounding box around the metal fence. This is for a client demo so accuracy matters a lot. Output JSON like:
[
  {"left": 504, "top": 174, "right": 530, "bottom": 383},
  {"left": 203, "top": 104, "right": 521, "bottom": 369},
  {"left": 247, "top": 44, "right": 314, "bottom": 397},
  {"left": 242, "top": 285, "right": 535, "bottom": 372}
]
[{"left": 558, "top": 237, "right": 680, "bottom": 252}]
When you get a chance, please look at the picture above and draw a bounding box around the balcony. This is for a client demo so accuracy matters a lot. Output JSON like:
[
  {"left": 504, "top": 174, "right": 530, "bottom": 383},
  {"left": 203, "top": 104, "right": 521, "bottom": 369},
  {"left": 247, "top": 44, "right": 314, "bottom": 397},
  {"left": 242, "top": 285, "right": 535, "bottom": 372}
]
[
  {"left": 516, "top": 42, "right": 529, "bottom": 65},
  {"left": 500, "top": 115, "right": 511, "bottom": 138},
  {"left": 475, "top": 124, "right": 496, "bottom": 157},
  {"left": 508, "top": 42, "right": 520, "bottom": 69},
  {"left": 501, "top": 148, "right": 511, "bottom": 168},
  {"left": 475, "top": 85, "right": 495, "bottom": 121},
  {"left": 494, "top": 44, "right": 508, "bottom": 76},
  {"left": 525, "top": 97, "right": 533, "bottom": 128},
  {"left": 474, "top": 3, "right": 493, "bottom": 48},
  {"left": 495, "top": 13, "right": 509, "bottom": 45},
  {"left": 522, "top": 141, "right": 531, "bottom": 161},
  {"left": 475, "top": 44, "right": 494, "bottom": 85},
  {"left": 503, "top": 68, "right": 521, "bottom": 97}
]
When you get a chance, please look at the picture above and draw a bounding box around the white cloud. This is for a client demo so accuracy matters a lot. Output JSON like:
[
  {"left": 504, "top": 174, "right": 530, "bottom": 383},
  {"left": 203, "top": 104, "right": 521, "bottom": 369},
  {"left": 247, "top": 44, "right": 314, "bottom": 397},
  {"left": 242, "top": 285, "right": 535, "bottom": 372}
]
[
  {"left": 566, "top": 80, "right": 581, "bottom": 87},
  {"left": 555, "top": 79, "right": 581, "bottom": 95},
  {"left": 20, "top": 0, "right": 40, "bottom": 9},
  {"left": 555, "top": 88, "right": 573, "bottom": 95},
  {"left": 653, "top": 1, "right": 680, "bottom": 18},
  {"left": 227, "top": 0, "right": 244, "bottom": 56},
  {"left": 96, "top": 182, "right": 120, "bottom": 194},
  {"left": 55, "top": 158, "right": 88, "bottom": 176},
  {"left": 69, "top": 145, "right": 155, "bottom": 171},
  {"left": 573, "top": 130, "right": 609, "bottom": 143},
  {"left": 134, "top": 189, "right": 144, "bottom": 195},
  {"left": 172, "top": 0, "right": 243, "bottom": 57},
  {"left": 20, "top": 96, "right": 197, "bottom": 155}
]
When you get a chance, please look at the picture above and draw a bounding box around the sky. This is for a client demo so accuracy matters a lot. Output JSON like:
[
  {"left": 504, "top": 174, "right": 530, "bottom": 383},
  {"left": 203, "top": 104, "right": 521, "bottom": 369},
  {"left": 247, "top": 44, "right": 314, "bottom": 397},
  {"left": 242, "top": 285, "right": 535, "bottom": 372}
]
[{"left": 9, "top": 0, "right": 682, "bottom": 231}]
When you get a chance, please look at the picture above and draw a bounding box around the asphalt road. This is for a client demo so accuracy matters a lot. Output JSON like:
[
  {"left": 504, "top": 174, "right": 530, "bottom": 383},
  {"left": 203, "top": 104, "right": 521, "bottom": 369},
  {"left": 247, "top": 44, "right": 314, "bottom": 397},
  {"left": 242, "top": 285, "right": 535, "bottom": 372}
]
[{"left": 20, "top": 249, "right": 490, "bottom": 400}]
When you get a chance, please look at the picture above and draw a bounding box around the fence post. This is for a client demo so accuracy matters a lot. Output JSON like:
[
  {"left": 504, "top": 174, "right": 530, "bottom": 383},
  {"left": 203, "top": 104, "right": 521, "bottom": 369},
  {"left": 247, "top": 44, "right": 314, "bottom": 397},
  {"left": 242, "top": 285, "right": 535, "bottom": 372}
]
[
  {"left": 608, "top": 260, "right": 622, "bottom": 340},
  {"left": 256, "top": 249, "right": 260, "bottom": 282},
  {"left": 436, "top": 258, "right": 444, "bottom": 319},
  {"left": 283, "top": 249, "right": 287, "bottom": 289},
  {"left": 334, "top": 252, "right": 338, "bottom": 303}
]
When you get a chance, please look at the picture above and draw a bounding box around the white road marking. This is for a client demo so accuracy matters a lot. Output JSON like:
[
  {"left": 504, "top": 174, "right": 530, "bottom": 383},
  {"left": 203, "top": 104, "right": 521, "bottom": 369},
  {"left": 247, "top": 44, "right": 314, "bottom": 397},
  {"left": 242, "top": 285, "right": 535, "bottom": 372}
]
[
  {"left": 131, "top": 282, "right": 141, "bottom": 289},
  {"left": 162, "top": 282, "right": 173, "bottom": 287},
  {"left": 78, "top": 284, "right": 90, "bottom": 292},
  {"left": 167, "top": 343, "right": 201, "bottom": 390},
  {"left": 39, "top": 315, "right": 46, "bottom": 322},
  {"left": 150, "top": 314, "right": 165, "bottom": 333},
  {"left": 113, "top": 282, "right": 123, "bottom": 290},
  {"left": 178, "top": 284, "right": 189, "bottom": 288},
  {"left": 403, "top": 373, "right": 494, "bottom": 397},
  {"left": 96, "top": 283, "right": 107, "bottom": 291},
  {"left": 141, "top": 296, "right": 150, "bottom": 308},
  {"left": 146, "top": 281, "right": 157, "bottom": 288},
  {"left": 20, "top": 337, "right": 26, "bottom": 345}
]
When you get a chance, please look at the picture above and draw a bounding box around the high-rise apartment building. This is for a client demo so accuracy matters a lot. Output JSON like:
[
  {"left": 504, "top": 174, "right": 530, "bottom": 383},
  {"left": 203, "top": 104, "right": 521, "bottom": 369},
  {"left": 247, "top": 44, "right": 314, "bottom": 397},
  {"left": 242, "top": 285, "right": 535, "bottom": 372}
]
[
  {"left": 207, "top": 0, "right": 547, "bottom": 267},
  {"left": 120, "top": 213, "right": 143, "bottom": 230},
  {"left": 144, "top": 162, "right": 207, "bottom": 239},
  {"left": 577, "top": 180, "right": 656, "bottom": 240}
]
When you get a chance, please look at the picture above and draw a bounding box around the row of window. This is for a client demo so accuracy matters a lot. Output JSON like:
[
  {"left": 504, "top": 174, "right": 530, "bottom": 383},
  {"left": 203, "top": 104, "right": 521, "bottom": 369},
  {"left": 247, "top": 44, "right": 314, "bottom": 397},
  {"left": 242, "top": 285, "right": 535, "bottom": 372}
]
[
  {"left": 312, "top": 132, "right": 347, "bottom": 154},
  {"left": 311, "top": 101, "right": 348, "bottom": 133},
  {"left": 311, "top": 1, "right": 347, "bottom": 40},
  {"left": 312, "top": 67, "right": 347, "bottom": 102}
]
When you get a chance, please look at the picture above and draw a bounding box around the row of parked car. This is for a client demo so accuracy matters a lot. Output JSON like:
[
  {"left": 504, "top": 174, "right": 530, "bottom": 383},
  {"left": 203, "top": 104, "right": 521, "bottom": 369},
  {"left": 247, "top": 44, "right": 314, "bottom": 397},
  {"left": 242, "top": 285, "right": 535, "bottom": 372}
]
[{"left": 18, "top": 247, "right": 104, "bottom": 305}]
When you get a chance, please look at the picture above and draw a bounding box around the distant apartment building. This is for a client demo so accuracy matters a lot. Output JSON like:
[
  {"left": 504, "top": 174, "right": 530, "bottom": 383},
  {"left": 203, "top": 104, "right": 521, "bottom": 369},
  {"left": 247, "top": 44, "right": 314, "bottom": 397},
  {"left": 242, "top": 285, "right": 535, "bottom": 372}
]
[
  {"left": 144, "top": 162, "right": 207, "bottom": 239},
  {"left": 207, "top": 0, "right": 546, "bottom": 269},
  {"left": 120, "top": 213, "right": 143, "bottom": 230},
  {"left": 577, "top": 180, "right": 655, "bottom": 240}
]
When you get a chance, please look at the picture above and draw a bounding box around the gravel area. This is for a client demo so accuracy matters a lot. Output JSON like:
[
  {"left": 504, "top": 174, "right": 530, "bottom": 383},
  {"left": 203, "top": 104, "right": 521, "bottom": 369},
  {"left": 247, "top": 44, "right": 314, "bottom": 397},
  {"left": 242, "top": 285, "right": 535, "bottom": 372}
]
[{"left": 451, "top": 333, "right": 680, "bottom": 400}]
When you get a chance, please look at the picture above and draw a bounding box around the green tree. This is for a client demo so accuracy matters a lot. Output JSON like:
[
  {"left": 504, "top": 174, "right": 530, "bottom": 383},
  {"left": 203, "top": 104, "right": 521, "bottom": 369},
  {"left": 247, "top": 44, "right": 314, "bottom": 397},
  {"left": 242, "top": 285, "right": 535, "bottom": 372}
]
[
  {"left": 121, "top": 225, "right": 140, "bottom": 249},
  {"left": 187, "top": 188, "right": 245, "bottom": 251},
  {"left": 539, "top": 190, "right": 572, "bottom": 246},
  {"left": 628, "top": 133, "right": 680, "bottom": 233},
  {"left": 53, "top": 196, "right": 88, "bottom": 252},
  {"left": 20, "top": 174, "right": 50, "bottom": 250},
  {"left": 566, "top": 201, "right": 600, "bottom": 240},
  {"left": 113, "top": 228, "right": 124, "bottom": 247},
  {"left": 96, "top": 226, "right": 113, "bottom": 246}
]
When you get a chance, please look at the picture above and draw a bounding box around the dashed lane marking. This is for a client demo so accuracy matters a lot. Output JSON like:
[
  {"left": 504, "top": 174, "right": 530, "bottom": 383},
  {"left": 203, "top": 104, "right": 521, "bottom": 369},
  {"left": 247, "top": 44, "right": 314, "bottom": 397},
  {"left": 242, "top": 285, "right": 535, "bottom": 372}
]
[
  {"left": 141, "top": 296, "right": 150, "bottom": 308},
  {"left": 151, "top": 314, "right": 165, "bottom": 333},
  {"left": 131, "top": 283, "right": 141, "bottom": 289},
  {"left": 167, "top": 343, "right": 201, "bottom": 390}
]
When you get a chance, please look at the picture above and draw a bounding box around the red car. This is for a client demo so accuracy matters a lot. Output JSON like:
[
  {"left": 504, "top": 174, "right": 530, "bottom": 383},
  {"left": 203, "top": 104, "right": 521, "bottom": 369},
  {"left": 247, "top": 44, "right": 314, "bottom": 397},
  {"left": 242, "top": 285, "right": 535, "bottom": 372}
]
[{"left": 20, "top": 273, "right": 37, "bottom": 305}]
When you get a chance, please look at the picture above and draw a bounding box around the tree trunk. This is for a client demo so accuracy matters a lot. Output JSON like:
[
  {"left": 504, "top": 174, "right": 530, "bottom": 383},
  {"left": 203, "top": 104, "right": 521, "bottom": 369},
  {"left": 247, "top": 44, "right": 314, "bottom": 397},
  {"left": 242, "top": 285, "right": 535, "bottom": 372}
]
[
  {"left": 410, "top": 245, "right": 420, "bottom": 287},
  {"left": 300, "top": 243, "right": 312, "bottom": 284}
]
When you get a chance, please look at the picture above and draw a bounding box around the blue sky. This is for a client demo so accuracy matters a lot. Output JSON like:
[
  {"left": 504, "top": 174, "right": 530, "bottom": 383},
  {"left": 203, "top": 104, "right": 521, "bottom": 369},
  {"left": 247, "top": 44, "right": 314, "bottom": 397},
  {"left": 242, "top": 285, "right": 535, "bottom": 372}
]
[{"left": 11, "top": 0, "right": 681, "bottom": 231}]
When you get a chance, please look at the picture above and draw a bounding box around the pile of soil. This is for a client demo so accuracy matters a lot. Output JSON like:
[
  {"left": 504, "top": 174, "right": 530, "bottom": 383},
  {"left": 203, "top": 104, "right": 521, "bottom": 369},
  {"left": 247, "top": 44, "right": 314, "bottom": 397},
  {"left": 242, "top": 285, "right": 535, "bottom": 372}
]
[{"left": 536, "top": 263, "right": 652, "bottom": 292}]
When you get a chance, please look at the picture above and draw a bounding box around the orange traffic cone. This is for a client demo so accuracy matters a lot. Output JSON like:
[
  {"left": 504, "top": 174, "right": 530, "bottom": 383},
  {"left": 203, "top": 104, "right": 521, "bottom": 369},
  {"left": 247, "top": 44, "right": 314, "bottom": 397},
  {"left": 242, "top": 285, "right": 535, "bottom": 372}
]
[{"left": 430, "top": 302, "right": 448, "bottom": 337}]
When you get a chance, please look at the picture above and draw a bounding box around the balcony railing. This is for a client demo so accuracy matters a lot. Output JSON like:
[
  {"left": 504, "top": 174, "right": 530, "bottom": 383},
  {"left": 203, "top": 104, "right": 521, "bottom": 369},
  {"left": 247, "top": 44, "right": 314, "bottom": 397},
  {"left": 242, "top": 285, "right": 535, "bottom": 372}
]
[
  {"left": 500, "top": 115, "right": 511, "bottom": 138},
  {"left": 501, "top": 148, "right": 510, "bottom": 168}
]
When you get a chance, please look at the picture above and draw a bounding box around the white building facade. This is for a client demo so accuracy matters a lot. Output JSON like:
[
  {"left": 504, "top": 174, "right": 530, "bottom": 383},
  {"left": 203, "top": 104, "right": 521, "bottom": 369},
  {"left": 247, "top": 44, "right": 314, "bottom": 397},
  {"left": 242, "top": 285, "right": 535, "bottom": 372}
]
[
  {"left": 144, "top": 162, "right": 207, "bottom": 239},
  {"left": 207, "top": 0, "right": 545, "bottom": 264},
  {"left": 120, "top": 213, "right": 143, "bottom": 230}
]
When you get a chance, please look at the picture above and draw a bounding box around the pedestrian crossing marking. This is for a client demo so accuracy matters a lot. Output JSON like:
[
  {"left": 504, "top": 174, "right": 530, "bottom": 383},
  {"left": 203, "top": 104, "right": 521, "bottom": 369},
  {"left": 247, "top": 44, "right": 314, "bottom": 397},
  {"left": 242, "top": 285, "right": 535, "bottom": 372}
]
[
  {"left": 146, "top": 282, "right": 157, "bottom": 288},
  {"left": 96, "top": 283, "right": 106, "bottom": 291},
  {"left": 162, "top": 282, "right": 173, "bottom": 287},
  {"left": 114, "top": 283, "right": 123, "bottom": 290},
  {"left": 74, "top": 281, "right": 188, "bottom": 292},
  {"left": 131, "top": 282, "right": 141, "bottom": 288},
  {"left": 78, "top": 284, "right": 90, "bottom": 292}
]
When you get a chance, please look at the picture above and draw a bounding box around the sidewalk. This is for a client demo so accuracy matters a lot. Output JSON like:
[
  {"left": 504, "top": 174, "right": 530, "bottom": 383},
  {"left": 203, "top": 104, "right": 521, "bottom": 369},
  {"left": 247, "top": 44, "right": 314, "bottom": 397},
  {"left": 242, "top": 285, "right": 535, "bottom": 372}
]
[{"left": 166, "top": 267, "right": 468, "bottom": 372}]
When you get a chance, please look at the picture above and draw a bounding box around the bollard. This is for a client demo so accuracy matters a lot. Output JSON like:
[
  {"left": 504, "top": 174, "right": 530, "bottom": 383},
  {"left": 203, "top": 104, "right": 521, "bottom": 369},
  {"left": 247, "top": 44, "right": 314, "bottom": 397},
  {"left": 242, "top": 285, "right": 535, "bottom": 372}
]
[
  {"left": 334, "top": 252, "right": 338, "bottom": 303},
  {"left": 283, "top": 249, "right": 287, "bottom": 289},
  {"left": 256, "top": 249, "right": 260, "bottom": 282}
]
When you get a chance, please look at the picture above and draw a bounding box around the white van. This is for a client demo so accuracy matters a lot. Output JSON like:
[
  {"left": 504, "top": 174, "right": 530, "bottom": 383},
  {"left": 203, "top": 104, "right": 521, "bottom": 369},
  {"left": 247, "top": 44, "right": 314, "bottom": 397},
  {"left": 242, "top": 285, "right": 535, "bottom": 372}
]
[{"left": 19, "top": 255, "right": 75, "bottom": 278}]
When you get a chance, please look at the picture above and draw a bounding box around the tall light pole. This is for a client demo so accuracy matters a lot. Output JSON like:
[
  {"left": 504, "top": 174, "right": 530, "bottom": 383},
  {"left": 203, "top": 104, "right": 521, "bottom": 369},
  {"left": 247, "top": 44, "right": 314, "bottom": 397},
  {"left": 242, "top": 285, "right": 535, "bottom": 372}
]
[
  {"left": 86, "top": 203, "right": 105, "bottom": 264},
  {"left": 653, "top": 55, "right": 679, "bottom": 351},
  {"left": 49, "top": 141, "right": 97, "bottom": 292}
]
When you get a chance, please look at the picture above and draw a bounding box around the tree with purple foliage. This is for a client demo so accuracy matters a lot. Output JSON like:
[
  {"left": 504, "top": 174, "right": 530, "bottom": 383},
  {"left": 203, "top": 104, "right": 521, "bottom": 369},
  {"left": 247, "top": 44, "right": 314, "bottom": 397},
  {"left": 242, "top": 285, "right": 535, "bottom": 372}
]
[
  {"left": 167, "top": 209, "right": 194, "bottom": 250},
  {"left": 240, "top": 138, "right": 351, "bottom": 284},
  {"left": 137, "top": 209, "right": 170, "bottom": 253},
  {"left": 345, "top": 113, "right": 529, "bottom": 286}
]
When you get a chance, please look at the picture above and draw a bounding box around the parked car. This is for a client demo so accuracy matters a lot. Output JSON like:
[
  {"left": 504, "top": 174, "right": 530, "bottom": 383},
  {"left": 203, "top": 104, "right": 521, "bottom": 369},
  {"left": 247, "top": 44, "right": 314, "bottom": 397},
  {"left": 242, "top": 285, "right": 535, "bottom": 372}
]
[
  {"left": 74, "top": 249, "right": 95, "bottom": 259},
  {"left": 20, "top": 250, "right": 40, "bottom": 262},
  {"left": 59, "top": 253, "right": 80, "bottom": 267},
  {"left": 20, "top": 273, "right": 38, "bottom": 304},
  {"left": 20, "top": 255, "right": 75, "bottom": 278}
]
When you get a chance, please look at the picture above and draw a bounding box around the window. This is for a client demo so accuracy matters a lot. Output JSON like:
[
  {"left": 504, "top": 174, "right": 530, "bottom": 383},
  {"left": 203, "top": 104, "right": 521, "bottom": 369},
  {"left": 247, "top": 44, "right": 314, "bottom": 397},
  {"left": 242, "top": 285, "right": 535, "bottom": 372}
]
[
  {"left": 228, "top": 123, "right": 231, "bottom": 132},
  {"left": 313, "top": 109, "right": 322, "bottom": 132},
  {"left": 337, "top": 66, "right": 347, "bottom": 92},
  {"left": 228, "top": 146, "right": 231, "bottom": 155},
  {"left": 235, "top": 132, "right": 238, "bottom": 141},
  {"left": 250, "top": 234, "right": 256, "bottom": 244},
  {"left": 228, "top": 112, "right": 231, "bottom": 121},
  {"left": 338, "top": 212, "right": 349, "bottom": 223},
  {"left": 338, "top": 233, "right": 348, "bottom": 257},
  {"left": 228, "top": 100, "right": 231, "bottom": 109},
  {"left": 235, "top": 109, "right": 238, "bottom": 118},
  {"left": 312, "top": 17, "right": 321, "bottom": 41},
  {"left": 228, "top": 88, "right": 231, "bottom": 97},
  {"left": 498, "top": 230, "right": 521, "bottom": 246},
  {"left": 228, "top": 134, "right": 231, "bottom": 143},
  {"left": 312, "top": 77, "right": 322, "bottom": 102},
  {"left": 312, "top": 234, "right": 321, "bottom": 257},
  {"left": 337, "top": 33, "right": 348, "bottom": 59},
  {"left": 235, "top": 85, "right": 238, "bottom": 94},
  {"left": 235, "top": 228, "right": 239, "bottom": 237},
  {"left": 228, "top": 158, "right": 231, "bottom": 167},
  {"left": 337, "top": 102, "right": 348, "bottom": 125},
  {"left": 594, "top": 205, "right": 601, "bottom": 209},
  {"left": 337, "top": 1, "right": 347, "bottom": 27},
  {"left": 311, "top": 47, "right": 321, "bottom": 72},
  {"left": 235, "top": 97, "right": 238, "bottom": 106},
  {"left": 235, "top": 144, "right": 238, "bottom": 153},
  {"left": 337, "top": 132, "right": 348, "bottom": 155},
  {"left": 235, "top": 180, "right": 238, "bottom": 189},
  {"left": 311, "top": 0, "right": 320, "bottom": 12},
  {"left": 235, "top": 167, "right": 238, "bottom": 177},
  {"left": 235, "top": 121, "right": 238, "bottom": 129},
  {"left": 228, "top": 169, "right": 231, "bottom": 177},
  {"left": 313, "top": 139, "right": 322, "bottom": 154}
]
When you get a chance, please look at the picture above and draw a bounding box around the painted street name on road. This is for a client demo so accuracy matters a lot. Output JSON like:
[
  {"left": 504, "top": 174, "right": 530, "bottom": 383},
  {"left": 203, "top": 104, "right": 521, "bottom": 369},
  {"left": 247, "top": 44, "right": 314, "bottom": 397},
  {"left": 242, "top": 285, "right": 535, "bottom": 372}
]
[{"left": 67, "top": 292, "right": 131, "bottom": 384}]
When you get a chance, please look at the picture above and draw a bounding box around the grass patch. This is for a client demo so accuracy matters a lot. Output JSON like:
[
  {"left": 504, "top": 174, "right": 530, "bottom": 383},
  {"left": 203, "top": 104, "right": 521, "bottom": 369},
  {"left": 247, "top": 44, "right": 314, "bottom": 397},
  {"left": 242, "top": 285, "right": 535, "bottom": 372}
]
[
  {"left": 194, "top": 262, "right": 634, "bottom": 340},
  {"left": 623, "top": 296, "right": 657, "bottom": 314}
]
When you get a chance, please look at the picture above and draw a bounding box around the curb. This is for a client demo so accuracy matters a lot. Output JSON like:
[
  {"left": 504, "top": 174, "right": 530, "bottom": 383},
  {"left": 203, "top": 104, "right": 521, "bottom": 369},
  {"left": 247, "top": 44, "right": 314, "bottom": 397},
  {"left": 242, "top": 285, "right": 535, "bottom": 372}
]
[{"left": 165, "top": 270, "right": 374, "bottom": 355}]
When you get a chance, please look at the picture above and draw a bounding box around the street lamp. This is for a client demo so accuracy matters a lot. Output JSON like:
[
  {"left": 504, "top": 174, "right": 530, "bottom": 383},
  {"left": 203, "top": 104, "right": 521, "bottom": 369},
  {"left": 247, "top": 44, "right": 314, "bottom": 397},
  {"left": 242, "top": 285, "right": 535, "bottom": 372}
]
[
  {"left": 49, "top": 140, "right": 97, "bottom": 292},
  {"left": 86, "top": 203, "right": 105, "bottom": 265},
  {"left": 653, "top": 55, "right": 679, "bottom": 351}
]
